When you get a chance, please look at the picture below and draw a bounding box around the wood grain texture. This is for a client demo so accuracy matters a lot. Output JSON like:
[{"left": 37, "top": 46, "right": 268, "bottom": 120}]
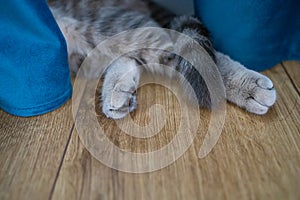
[
  {"left": 282, "top": 61, "right": 300, "bottom": 94},
  {"left": 0, "top": 101, "right": 74, "bottom": 200},
  {"left": 51, "top": 63, "right": 300, "bottom": 200}
]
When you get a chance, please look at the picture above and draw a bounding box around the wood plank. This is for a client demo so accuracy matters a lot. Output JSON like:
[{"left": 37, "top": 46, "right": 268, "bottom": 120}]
[
  {"left": 52, "top": 64, "right": 300, "bottom": 200},
  {"left": 0, "top": 101, "right": 74, "bottom": 200},
  {"left": 282, "top": 61, "right": 300, "bottom": 95}
]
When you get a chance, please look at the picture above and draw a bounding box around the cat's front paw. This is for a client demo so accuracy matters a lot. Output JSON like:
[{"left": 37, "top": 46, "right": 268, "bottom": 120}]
[
  {"left": 227, "top": 70, "right": 276, "bottom": 115},
  {"left": 102, "top": 82, "right": 137, "bottom": 119}
]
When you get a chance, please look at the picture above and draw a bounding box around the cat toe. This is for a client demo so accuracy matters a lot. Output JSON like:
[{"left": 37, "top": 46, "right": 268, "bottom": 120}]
[
  {"left": 103, "top": 106, "right": 130, "bottom": 119},
  {"left": 252, "top": 82, "right": 276, "bottom": 107},
  {"left": 245, "top": 98, "right": 269, "bottom": 115},
  {"left": 256, "top": 76, "right": 274, "bottom": 89}
]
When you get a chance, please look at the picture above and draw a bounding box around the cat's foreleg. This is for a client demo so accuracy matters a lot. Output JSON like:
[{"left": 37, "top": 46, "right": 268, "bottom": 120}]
[
  {"left": 102, "top": 57, "right": 141, "bottom": 119},
  {"left": 216, "top": 52, "right": 276, "bottom": 114}
]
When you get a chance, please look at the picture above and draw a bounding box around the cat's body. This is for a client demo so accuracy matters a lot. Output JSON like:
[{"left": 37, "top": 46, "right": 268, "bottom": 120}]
[{"left": 48, "top": 0, "right": 276, "bottom": 119}]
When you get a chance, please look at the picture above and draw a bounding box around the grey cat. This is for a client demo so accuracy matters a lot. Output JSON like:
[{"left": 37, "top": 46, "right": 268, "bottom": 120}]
[{"left": 48, "top": 0, "right": 276, "bottom": 119}]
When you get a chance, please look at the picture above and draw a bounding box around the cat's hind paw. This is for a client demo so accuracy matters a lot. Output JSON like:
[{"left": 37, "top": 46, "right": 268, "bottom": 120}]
[
  {"left": 227, "top": 70, "right": 276, "bottom": 115},
  {"left": 244, "top": 74, "right": 276, "bottom": 115}
]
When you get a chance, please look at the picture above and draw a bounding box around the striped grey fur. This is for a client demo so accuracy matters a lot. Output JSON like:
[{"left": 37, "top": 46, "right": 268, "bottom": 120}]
[{"left": 48, "top": 0, "right": 276, "bottom": 119}]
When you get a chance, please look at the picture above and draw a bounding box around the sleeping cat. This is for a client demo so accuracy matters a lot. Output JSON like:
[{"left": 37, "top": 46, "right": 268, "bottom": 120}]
[{"left": 48, "top": 0, "right": 276, "bottom": 119}]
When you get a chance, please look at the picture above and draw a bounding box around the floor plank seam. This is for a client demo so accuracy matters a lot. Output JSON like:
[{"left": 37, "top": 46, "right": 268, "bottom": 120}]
[
  {"left": 281, "top": 62, "right": 300, "bottom": 96},
  {"left": 48, "top": 123, "right": 75, "bottom": 200}
]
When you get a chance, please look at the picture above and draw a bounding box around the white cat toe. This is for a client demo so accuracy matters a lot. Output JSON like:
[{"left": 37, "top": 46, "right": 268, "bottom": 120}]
[
  {"left": 245, "top": 98, "right": 269, "bottom": 115},
  {"left": 256, "top": 74, "right": 274, "bottom": 89},
  {"left": 251, "top": 84, "right": 276, "bottom": 107}
]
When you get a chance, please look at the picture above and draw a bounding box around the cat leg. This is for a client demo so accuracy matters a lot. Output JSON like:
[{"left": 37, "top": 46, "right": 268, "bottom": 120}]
[
  {"left": 168, "top": 15, "right": 276, "bottom": 114},
  {"left": 102, "top": 57, "right": 141, "bottom": 119},
  {"left": 216, "top": 52, "right": 276, "bottom": 115}
]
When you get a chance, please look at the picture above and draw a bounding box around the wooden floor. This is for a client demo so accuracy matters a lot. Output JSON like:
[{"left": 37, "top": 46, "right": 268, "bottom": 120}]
[{"left": 0, "top": 61, "right": 299, "bottom": 200}]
